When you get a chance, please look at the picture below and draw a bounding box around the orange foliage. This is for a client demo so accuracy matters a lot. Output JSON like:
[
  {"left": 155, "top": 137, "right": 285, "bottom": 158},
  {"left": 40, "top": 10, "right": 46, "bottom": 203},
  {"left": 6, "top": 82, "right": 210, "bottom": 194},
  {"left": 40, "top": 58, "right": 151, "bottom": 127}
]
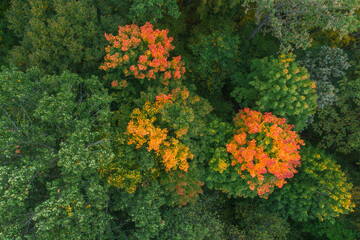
[
  {"left": 126, "top": 87, "right": 194, "bottom": 172},
  {"left": 100, "top": 22, "right": 185, "bottom": 85},
  {"left": 227, "top": 108, "right": 304, "bottom": 197}
]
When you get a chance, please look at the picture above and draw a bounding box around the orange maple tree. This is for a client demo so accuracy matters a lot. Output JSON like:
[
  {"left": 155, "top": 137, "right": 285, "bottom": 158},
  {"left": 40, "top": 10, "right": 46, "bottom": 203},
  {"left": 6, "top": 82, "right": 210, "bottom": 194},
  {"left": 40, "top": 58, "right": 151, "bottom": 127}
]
[
  {"left": 100, "top": 22, "right": 185, "bottom": 85},
  {"left": 226, "top": 108, "right": 304, "bottom": 197}
]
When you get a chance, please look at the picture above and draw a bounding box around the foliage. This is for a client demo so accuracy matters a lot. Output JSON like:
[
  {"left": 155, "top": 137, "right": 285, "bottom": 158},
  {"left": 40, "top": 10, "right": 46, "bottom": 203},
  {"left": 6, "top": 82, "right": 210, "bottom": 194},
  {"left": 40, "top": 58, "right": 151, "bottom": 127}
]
[
  {"left": 232, "top": 53, "right": 317, "bottom": 131},
  {"left": 264, "top": 145, "right": 355, "bottom": 222},
  {"left": 6, "top": 0, "right": 128, "bottom": 76},
  {"left": 300, "top": 46, "right": 350, "bottom": 108},
  {"left": 128, "top": 0, "right": 180, "bottom": 25},
  {"left": 2, "top": 2, "right": 360, "bottom": 237},
  {"left": 111, "top": 182, "right": 166, "bottom": 240},
  {"left": 0, "top": 67, "right": 115, "bottom": 239},
  {"left": 301, "top": 218, "right": 359, "bottom": 240},
  {"left": 207, "top": 108, "right": 304, "bottom": 199},
  {"left": 102, "top": 85, "right": 212, "bottom": 200},
  {"left": 311, "top": 76, "right": 360, "bottom": 154},
  {"left": 234, "top": 201, "right": 290, "bottom": 240},
  {"left": 159, "top": 196, "right": 226, "bottom": 240},
  {"left": 161, "top": 167, "right": 205, "bottom": 207},
  {"left": 243, "top": 0, "right": 360, "bottom": 50},
  {"left": 100, "top": 22, "right": 186, "bottom": 86},
  {"left": 0, "top": 0, "right": 16, "bottom": 66},
  {"left": 126, "top": 87, "right": 204, "bottom": 173},
  {"left": 188, "top": 29, "right": 240, "bottom": 93}
]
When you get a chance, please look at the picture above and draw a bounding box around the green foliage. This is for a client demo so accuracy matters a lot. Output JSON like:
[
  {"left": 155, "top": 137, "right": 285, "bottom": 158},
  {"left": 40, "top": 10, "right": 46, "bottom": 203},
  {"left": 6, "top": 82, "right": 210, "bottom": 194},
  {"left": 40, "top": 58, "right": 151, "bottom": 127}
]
[
  {"left": 301, "top": 218, "right": 359, "bottom": 240},
  {"left": 264, "top": 145, "right": 355, "bottom": 222},
  {"left": 2, "top": 3, "right": 360, "bottom": 238},
  {"left": 196, "top": 0, "right": 242, "bottom": 21},
  {"left": 159, "top": 196, "right": 226, "bottom": 240},
  {"left": 6, "top": 0, "right": 127, "bottom": 76},
  {"left": 311, "top": 76, "right": 360, "bottom": 154},
  {"left": 189, "top": 29, "right": 240, "bottom": 93},
  {"left": 0, "top": 0, "right": 16, "bottom": 66},
  {"left": 0, "top": 67, "right": 115, "bottom": 239},
  {"left": 201, "top": 119, "right": 255, "bottom": 197},
  {"left": 232, "top": 53, "right": 317, "bottom": 131},
  {"left": 111, "top": 182, "right": 166, "bottom": 240},
  {"left": 234, "top": 201, "right": 290, "bottom": 240},
  {"left": 128, "top": 0, "right": 180, "bottom": 24},
  {"left": 243, "top": 0, "right": 360, "bottom": 50},
  {"left": 300, "top": 46, "right": 350, "bottom": 108}
]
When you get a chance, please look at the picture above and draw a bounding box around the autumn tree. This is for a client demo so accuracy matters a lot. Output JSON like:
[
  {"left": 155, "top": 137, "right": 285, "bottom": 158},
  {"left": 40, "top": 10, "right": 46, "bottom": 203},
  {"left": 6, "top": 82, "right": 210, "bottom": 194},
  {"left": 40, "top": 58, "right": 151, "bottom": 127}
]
[
  {"left": 206, "top": 108, "right": 304, "bottom": 199},
  {"left": 99, "top": 22, "right": 213, "bottom": 207}
]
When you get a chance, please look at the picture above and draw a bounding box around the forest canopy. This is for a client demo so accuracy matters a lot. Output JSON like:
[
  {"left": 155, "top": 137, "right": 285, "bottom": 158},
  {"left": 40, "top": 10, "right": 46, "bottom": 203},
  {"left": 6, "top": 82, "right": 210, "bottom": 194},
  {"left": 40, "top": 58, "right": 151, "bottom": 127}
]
[{"left": 1, "top": 0, "right": 360, "bottom": 239}]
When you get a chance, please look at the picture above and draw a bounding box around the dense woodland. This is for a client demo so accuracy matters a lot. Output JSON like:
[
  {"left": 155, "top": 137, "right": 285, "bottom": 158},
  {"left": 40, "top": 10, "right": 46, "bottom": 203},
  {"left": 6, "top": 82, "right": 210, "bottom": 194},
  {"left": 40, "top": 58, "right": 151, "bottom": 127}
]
[{"left": 1, "top": 0, "right": 360, "bottom": 239}]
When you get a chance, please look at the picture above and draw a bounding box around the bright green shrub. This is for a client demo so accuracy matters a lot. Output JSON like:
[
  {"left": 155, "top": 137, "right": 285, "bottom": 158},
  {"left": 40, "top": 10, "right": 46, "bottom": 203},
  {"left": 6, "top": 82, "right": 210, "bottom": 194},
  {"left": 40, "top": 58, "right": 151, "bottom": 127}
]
[{"left": 232, "top": 53, "right": 317, "bottom": 131}]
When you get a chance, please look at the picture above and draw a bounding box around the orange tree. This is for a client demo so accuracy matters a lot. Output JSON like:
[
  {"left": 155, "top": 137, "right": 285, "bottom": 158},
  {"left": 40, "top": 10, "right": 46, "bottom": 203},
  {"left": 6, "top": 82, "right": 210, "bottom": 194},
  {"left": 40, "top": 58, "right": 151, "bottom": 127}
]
[
  {"left": 206, "top": 108, "right": 304, "bottom": 199},
  {"left": 99, "top": 22, "right": 213, "bottom": 208},
  {"left": 100, "top": 22, "right": 185, "bottom": 87}
]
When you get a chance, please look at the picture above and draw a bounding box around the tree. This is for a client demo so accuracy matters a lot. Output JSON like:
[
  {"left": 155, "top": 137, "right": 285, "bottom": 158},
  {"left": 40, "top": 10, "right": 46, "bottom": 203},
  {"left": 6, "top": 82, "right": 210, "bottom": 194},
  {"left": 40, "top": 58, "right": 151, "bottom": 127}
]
[
  {"left": 243, "top": 0, "right": 360, "bottom": 50},
  {"left": 128, "top": 0, "right": 180, "bottom": 25},
  {"left": 234, "top": 201, "right": 290, "bottom": 240},
  {"left": 231, "top": 53, "right": 317, "bottom": 131},
  {"left": 6, "top": 0, "right": 128, "bottom": 76},
  {"left": 0, "top": 67, "right": 115, "bottom": 239},
  {"left": 299, "top": 46, "right": 350, "bottom": 108},
  {"left": 188, "top": 29, "right": 240, "bottom": 93},
  {"left": 311, "top": 76, "right": 360, "bottom": 154},
  {"left": 206, "top": 108, "right": 304, "bottom": 198},
  {"left": 99, "top": 22, "right": 213, "bottom": 207},
  {"left": 263, "top": 145, "right": 354, "bottom": 222}
]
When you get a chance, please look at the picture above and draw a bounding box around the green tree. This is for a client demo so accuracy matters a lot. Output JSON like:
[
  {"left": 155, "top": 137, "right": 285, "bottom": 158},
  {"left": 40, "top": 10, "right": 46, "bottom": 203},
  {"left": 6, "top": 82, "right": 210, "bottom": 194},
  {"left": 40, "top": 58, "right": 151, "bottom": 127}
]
[
  {"left": 263, "top": 145, "right": 354, "bottom": 222},
  {"left": 6, "top": 0, "right": 127, "bottom": 76},
  {"left": 188, "top": 29, "right": 240, "bottom": 93},
  {"left": 231, "top": 53, "right": 317, "bottom": 131},
  {"left": 0, "top": 0, "right": 17, "bottom": 66},
  {"left": 234, "top": 201, "right": 290, "bottom": 240},
  {"left": 311, "top": 75, "right": 360, "bottom": 154},
  {"left": 243, "top": 0, "right": 360, "bottom": 50},
  {"left": 128, "top": 0, "right": 180, "bottom": 24},
  {"left": 299, "top": 46, "right": 350, "bottom": 108},
  {"left": 159, "top": 196, "right": 226, "bottom": 240},
  {"left": 0, "top": 67, "right": 115, "bottom": 239}
]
